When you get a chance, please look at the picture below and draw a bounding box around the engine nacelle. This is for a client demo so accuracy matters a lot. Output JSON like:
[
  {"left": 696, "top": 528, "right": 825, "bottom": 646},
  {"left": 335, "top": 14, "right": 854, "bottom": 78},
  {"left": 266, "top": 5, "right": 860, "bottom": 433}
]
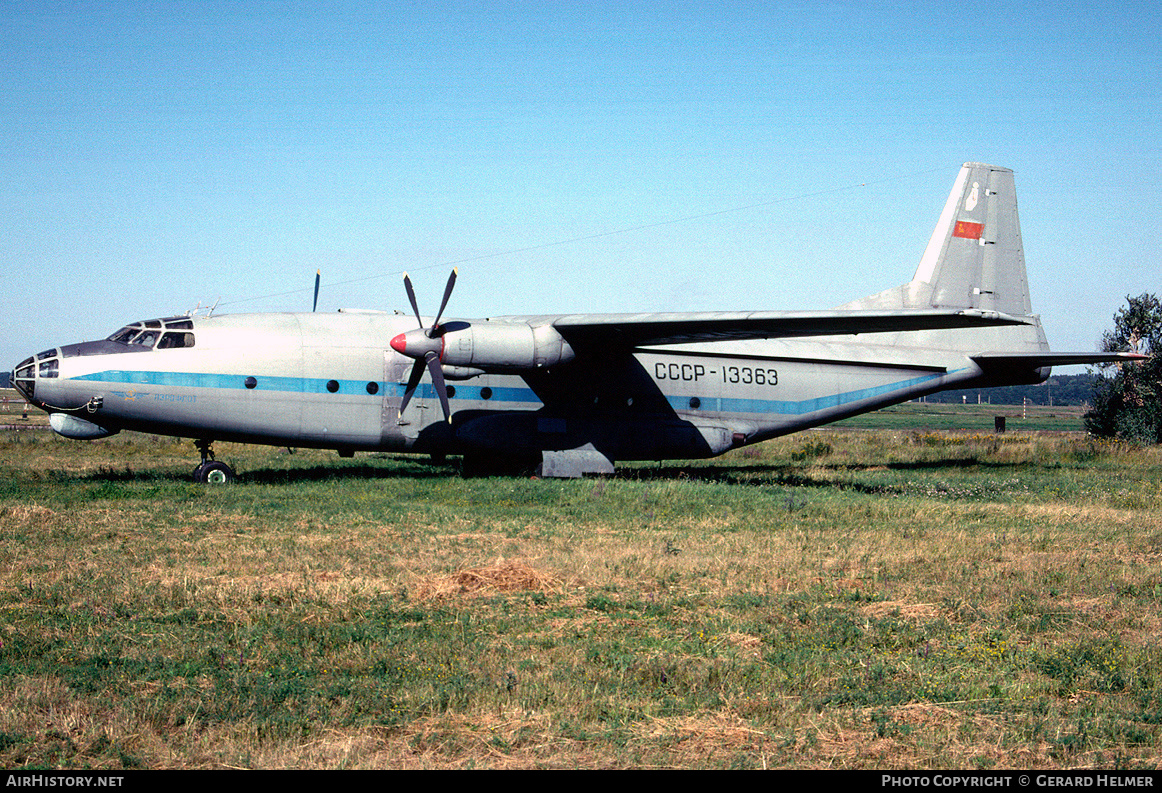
[
  {"left": 442, "top": 322, "right": 575, "bottom": 371},
  {"left": 392, "top": 321, "right": 576, "bottom": 373}
]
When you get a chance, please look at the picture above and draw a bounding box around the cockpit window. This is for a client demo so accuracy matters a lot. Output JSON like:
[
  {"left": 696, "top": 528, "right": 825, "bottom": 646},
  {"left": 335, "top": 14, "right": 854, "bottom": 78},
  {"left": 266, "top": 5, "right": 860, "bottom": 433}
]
[
  {"left": 108, "top": 326, "right": 139, "bottom": 344},
  {"left": 107, "top": 317, "right": 195, "bottom": 349},
  {"left": 157, "top": 332, "right": 195, "bottom": 349}
]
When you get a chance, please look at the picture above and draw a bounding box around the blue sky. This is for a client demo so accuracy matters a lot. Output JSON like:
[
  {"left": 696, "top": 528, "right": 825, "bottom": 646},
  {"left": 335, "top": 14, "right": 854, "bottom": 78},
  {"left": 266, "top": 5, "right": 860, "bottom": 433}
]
[{"left": 3, "top": 1, "right": 1159, "bottom": 372}]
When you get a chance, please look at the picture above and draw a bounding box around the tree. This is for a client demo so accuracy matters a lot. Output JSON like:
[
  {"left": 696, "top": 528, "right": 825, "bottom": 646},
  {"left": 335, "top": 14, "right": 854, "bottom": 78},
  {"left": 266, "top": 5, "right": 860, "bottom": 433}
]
[{"left": 1084, "top": 293, "right": 1162, "bottom": 443}]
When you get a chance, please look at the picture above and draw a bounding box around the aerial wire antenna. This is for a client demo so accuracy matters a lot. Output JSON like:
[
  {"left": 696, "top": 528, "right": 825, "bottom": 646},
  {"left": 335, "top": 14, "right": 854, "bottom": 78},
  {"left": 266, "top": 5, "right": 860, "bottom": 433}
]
[{"left": 216, "top": 166, "right": 946, "bottom": 310}]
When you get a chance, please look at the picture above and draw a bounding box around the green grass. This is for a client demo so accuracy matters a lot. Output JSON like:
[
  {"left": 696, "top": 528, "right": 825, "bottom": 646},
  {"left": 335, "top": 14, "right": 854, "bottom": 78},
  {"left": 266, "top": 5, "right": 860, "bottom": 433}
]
[
  {"left": 0, "top": 425, "right": 1160, "bottom": 769},
  {"left": 831, "top": 401, "right": 1089, "bottom": 432}
]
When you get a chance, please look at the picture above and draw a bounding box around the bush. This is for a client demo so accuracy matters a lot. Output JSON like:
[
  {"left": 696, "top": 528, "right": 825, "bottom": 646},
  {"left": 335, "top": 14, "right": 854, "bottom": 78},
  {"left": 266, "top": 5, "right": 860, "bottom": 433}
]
[{"left": 1085, "top": 294, "right": 1161, "bottom": 444}]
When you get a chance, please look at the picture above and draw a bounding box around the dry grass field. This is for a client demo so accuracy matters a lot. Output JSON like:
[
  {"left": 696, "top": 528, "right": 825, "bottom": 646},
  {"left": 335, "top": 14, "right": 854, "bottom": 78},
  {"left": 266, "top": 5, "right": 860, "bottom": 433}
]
[{"left": 0, "top": 422, "right": 1160, "bottom": 769}]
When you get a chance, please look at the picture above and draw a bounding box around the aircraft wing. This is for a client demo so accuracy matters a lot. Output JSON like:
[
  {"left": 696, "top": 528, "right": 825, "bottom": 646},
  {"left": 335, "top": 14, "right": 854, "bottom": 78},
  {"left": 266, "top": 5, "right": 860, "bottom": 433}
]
[{"left": 547, "top": 308, "right": 1032, "bottom": 348}]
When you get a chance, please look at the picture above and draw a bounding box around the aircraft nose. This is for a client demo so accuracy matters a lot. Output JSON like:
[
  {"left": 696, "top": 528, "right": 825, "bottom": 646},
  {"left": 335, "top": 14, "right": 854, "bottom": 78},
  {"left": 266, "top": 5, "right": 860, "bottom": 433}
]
[
  {"left": 11, "top": 348, "right": 62, "bottom": 406},
  {"left": 11, "top": 356, "right": 36, "bottom": 403}
]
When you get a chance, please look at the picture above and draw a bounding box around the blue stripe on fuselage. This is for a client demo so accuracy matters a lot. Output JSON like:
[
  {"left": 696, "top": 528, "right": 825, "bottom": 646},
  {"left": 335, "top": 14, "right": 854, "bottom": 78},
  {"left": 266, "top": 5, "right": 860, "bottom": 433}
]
[
  {"left": 71, "top": 370, "right": 536, "bottom": 403},
  {"left": 664, "top": 370, "right": 951, "bottom": 415},
  {"left": 71, "top": 368, "right": 952, "bottom": 416}
]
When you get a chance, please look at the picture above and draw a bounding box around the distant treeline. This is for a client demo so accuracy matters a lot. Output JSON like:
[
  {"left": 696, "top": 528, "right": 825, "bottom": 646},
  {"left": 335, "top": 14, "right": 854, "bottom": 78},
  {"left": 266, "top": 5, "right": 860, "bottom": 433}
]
[
  {"left": 920, "top": 373, "right": 1101, "bottom": 406},
  {"left": 1, "top": 371, "right": 8, "bottom": 389}
]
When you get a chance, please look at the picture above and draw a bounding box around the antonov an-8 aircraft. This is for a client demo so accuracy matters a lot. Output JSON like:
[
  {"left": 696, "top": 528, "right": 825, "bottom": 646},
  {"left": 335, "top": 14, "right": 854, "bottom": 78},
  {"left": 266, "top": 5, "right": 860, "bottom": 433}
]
[{"left": 11, "top": 163, "right": 1140, "bottom": 482}]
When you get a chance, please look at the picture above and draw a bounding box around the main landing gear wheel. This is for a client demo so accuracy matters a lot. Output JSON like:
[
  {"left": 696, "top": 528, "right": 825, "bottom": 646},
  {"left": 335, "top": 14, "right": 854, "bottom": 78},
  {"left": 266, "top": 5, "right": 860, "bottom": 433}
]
[
  {"left": 195, "top": 460, "right": 235, "bottom": 484},
  {"left": 192, "top": 439, "right": 236, "bottom": 484}
]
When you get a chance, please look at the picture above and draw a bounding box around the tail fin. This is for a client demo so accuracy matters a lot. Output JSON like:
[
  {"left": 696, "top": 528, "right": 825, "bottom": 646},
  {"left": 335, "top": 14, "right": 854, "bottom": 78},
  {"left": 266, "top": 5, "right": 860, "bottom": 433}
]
[
  {"left": 840, "top": 162, "right": 1033, "bottom": 315},
  {"left": 838, "top": 163, "right": 1142, "bottom": 378},
  {"left": 914, "top": 162, "right": 1032, "bottom": 314}
]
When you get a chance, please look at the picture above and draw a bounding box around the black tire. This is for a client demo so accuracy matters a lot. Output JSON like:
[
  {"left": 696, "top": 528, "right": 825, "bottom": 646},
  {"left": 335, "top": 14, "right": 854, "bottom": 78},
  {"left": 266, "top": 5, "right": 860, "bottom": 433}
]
[{"left": 196, "top": 461, "right": 235, "bottom": 484}]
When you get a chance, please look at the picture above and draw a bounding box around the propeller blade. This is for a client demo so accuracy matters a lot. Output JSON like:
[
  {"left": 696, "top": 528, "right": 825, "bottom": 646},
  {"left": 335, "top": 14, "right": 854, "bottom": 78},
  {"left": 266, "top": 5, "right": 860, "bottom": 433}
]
[
  {"left": 397, "top": 358, "right": 426, "bottom": 418},
  {"left": 403, "top": 272, "right": 423, "bottom": 330},
  {"left": 396, "top": 268, "right": 457, "bottom": 423},
  {"left": 431, "top": 268, "right": 458, "bottom": 333},
  {"left": 312, "top": 270, "right": 321, "bottom": 312},
  {"left": 425, "top": 351, "right": 452, "bottom": 423}
]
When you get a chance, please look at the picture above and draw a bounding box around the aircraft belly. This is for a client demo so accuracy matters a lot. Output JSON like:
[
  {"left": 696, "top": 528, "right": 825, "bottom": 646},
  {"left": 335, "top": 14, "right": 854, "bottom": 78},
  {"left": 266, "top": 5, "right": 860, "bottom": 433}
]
[{"left": 451, "top": 411, "right": 729, "bottom": 461}]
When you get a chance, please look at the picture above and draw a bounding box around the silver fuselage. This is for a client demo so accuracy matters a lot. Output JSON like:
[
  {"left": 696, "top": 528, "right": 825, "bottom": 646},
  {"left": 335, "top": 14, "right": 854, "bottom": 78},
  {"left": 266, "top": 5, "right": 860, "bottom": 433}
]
[{"left": 12, "top": 308, "right": 1043, "bottom": 461}]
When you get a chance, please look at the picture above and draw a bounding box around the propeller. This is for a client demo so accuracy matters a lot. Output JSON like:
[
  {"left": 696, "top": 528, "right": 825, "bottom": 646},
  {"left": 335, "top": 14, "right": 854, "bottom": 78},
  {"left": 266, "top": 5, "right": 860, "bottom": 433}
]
[
  {"left": 390, "top": 268, "right": 458, "bottom": 423},
  {"left": 312, "top": 270, "right": 321, "bottom": 312}
]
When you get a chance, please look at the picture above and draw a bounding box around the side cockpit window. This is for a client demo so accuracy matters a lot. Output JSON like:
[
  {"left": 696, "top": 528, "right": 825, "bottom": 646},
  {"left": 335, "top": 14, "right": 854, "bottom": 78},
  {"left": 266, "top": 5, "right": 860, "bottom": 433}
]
[
  {"left": 157, "top": 332, "right": 195, "bottom": 349},
  {"left": 131, "top": 331, "right": 158, "bottom": 348},
  {"left": 107, "top": 317, "right": 195, "bottom": 350}
]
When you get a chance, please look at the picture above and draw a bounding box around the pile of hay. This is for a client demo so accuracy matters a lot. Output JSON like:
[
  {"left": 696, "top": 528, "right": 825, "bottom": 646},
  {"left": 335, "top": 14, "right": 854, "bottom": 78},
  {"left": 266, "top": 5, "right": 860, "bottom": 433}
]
[{"left": 413, "top": 559, "right": 561, "bottom": 601}]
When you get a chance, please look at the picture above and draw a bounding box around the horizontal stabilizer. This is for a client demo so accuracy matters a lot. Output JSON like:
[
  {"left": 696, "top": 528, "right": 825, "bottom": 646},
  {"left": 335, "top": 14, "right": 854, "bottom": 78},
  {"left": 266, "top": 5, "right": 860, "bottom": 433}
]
[
  {"left": 550, "top": 308, "right": 1032, "bottom": 348},
  {"left": 972, "top": 351, "right": 1147, "bottom": 368}
]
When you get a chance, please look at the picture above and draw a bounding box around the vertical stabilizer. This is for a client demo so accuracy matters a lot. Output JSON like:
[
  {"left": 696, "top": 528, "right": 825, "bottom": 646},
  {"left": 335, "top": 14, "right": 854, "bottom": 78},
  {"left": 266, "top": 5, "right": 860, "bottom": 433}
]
[
  {"left": 839, "top": 163, "right": 1034, "bottom": 316},
  {"left": 913, "top": 163, "right": 1031, "bottom": 315}
]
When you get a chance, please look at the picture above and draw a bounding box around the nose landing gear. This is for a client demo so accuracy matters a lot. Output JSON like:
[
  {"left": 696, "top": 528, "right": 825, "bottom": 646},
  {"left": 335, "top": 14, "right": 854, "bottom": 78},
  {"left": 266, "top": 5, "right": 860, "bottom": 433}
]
[{"left": 192, "top": 439, "right": 236, "bottom": 484}]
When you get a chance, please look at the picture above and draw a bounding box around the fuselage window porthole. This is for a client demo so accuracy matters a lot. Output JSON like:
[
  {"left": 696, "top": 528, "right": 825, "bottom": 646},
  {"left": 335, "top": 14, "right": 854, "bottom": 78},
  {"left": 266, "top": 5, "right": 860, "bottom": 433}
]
[
  {"left": 689, "top": 397, "right": 701, "bottom": 409},
  {"left": 446, "top": 385, "right": 455, "bottom": 399},
  {"left": 326, "top": 380, "right": 340, "bottom": 393},
  {"left": 244, "top": 376, "right": 257, "bottom": 390},
  {"left": 480, "top": 387, "right": 493, "bottom": 400},
  {"left": 366, "top": 381, "right": 379, "bottom": 395}
]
